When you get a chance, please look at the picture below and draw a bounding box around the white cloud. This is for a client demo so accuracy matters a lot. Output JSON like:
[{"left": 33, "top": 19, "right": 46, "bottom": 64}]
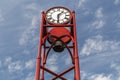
[
  {"left": 81, "top": 35, "right": 120, "bottom": 56},
  {"left": 92, "top": 20, "right": 105, "bottom": 29},
  {"left": 5, "top": 56, "right": 12, "bottom": 64},
  {"left": 0, "top": 60, "right": 2, "bottom": 67},
  {"left": 19, "top": 16, "right": 39, "bottom": 46},
  {"left": 47, "top": 54, "right": 58, "bottom": 72},
  {"left": 23, "top": 50, "right": 30, "bottom": 54},
  {"left": 5, "top": 57, "right": 35, "bottom": 73},
  {"left": 47, "top": 54, "right": 57, "bottom": 65},
  {"left": 111, "top": 63, "right": 120, "bottom": 71},
  {"left": 8, "top": 61, "right": 23, "bottom": 72},
  {"left": 78, "top": 0, "right": 87, "bottom": 8},
  {"left": 25, "top": 72, "right": 35, "bottom": 80},
  {"left": 114, "top": 0, "right": 120, "bottom": 5},
  {"left": 65, "top": 56, "right": 71, "bottom": 65},
  {"left": 48, "top": 65, "right": 58, "bottom": 72},
  {"left": 24, "top": 3, "right": 38, "bottom": 11},
  {"left": 90, "top": 74, "right": 112, "bottom": 80},
  {"left": 25, "top": 59, "right": 35, "bottom": 69},
  {"left": 117, "top": 22, "right": 120, "bottom": 28},
  {"left": 92, "top": 7, "right": 105, "bottom": 29},
  {"left": 115, "top": 12, "right": 120, "bottom": 28},
  {"left": 81, "top": 71, "right": 113, "bottom": 80},
  {"left": 81, "top": 71, "right": 88, "bottom": 80},
  {"left": 23, "top": 3, "right": 42, "bottom": 19},
  {"left": 118, "top": 77, "right": 120, "bottom": 80},
  {"left": 111, "top": 62, "right": 120, "bottom": 77},
  {"left": 95, "top": 7, "right": 103, "bottom": 19},
  {"left": 0, "top": 9, "right": 4, "bottom": 22},
  {"left": 4, "top": 56, "right": 13, "bottom": 67}
]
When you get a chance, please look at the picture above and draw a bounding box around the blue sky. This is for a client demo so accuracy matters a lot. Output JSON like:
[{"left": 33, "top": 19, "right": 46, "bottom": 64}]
[{"left": 0, "top": 0, "right": 120, "bottom": 80}]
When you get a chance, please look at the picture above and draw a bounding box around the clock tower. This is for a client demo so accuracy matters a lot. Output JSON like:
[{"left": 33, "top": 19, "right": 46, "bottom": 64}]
[{"left": 35, "top": 6, "right": 81, "bottom": 80}]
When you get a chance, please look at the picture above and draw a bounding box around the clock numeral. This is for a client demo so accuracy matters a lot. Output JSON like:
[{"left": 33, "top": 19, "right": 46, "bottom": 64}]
[
  {"left": 57, "top": 8, "right": 60, "bottom": 11},
  {"left": 49, "top": 10, "right": 54, "bottom": 13},
  {"left": 65, "top": 15, "right": 70, "bottom": 19},
  {"left": 47, "top": 17, "right": 51, "bottom": 19},
  {"left": 63, "top": 10, "right": 67, "bottom": 13},
  {"left": 51, "top": 20, "right": 57, "bottom": 23},
  {"left": 59, "top": 20, "right": 63, "bottom": 23},
  {"left": 49, "top": 18, "right": 54, "bottom": 22},
  {"left": 54, "top": 20, "right": 57, "bottom": 23},
  {"left": 47, "top": 13, "right": 52, "bottom": 16},
  {"left": 66, "top": 13, "right": 70, "bottom": 15},
  {"left": 53, "top": 9, "right": 57, "bottom": 11},
  {"left": 47, "top": 15, "right": 51, "bottom": 18},
  {"left": 64, "top": 19, "right": 67, "bottom": 22},
  {"left": 60, "top": 8, "right": 63, "bottom": 11},
  {"left": 50, "top": 19, "right": 53, "bottom": 22}
]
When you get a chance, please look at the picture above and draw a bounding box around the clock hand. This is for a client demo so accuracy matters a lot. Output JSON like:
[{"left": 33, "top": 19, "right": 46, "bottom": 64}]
[
  {"left": 57, "top": 13, "right": 61, "bottom": 23},
  {"left": 57, "top": 12, "right": 64, "bottom": 23},
  {"left": 57, "top": 14, "right": 59, "bottom": 23}
]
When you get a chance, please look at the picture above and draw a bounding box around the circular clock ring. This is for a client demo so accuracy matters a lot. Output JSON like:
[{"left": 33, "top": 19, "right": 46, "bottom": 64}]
[{"left": 45, "top": 6, "right": 72, "bottom": 25}]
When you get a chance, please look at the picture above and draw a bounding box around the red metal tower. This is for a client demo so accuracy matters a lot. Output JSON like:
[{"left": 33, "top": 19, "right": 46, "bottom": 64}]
[{"left": 35, "top": 6, "right": 81, "bottom": 80}]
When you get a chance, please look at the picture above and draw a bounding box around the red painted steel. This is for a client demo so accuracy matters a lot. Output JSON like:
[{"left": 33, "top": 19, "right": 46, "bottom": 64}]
[
  {"left": 72, "top": 11, "right": 81, "bottom": 80},
  {"left": 35, "top": 7, "right": 81, "bottom": 80},
  {"left": 48, "top": 27, "right": 71, "bottom": 43},
  {"left": 35, "top": 12, "right": 44, "bottom": 80}
]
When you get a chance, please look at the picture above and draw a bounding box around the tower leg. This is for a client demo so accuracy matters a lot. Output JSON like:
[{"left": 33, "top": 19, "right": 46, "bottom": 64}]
[
  {"left": 35, "top": 12, "right": 44, "bottom": 80},
  {"left": 73, "top": 11, "right": 81, "bottom": 80}
]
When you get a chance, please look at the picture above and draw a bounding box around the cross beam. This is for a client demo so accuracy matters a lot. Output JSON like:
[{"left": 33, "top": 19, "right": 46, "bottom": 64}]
[{"left": 41, "top": 66, "right": 74, "bottom": 80}]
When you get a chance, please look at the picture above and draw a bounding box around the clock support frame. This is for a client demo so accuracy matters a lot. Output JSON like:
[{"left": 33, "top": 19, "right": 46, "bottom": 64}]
[{"left": 35, "top": 8, "right": 81, "bottom": 80}]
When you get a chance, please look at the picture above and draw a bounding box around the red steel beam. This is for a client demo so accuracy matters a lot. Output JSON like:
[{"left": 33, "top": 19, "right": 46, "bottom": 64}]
[
  {"left": 72, "top": 11, "right": 81, "bottom": 80},
  {"left": 44, "top": 24, "right": 73, "bottom": 27},
  {"left": 35, "top": 12, "right": 44, "bottom": 80},
  {"left": 41, "top": 66, "right": 67, "bottom": 80},
  {"left": 51, "top": 66, "right": 75, "bottom": 80}
]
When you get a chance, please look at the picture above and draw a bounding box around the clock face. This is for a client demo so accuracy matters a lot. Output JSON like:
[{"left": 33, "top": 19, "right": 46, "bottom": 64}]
[{"left": 45, "top": 7, "right": 72, "bottom": 24}]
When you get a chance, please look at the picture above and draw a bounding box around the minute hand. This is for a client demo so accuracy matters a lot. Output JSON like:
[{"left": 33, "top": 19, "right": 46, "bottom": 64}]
[{"left": 57, "top": 12, "right": 64, "bottom": 23}]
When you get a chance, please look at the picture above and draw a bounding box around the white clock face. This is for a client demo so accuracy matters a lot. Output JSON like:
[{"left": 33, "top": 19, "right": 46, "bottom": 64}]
[{"left": 46, "top": 7, "right": 71, "bottom": 24}]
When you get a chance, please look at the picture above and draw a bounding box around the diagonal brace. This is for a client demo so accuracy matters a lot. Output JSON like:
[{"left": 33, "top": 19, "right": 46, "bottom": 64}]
[
  {"left": 41, "top": 66, "right": 67, "bottom": 80},
  {"left": 52, "top": 66, "right": 75, "bottom": 80}
]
